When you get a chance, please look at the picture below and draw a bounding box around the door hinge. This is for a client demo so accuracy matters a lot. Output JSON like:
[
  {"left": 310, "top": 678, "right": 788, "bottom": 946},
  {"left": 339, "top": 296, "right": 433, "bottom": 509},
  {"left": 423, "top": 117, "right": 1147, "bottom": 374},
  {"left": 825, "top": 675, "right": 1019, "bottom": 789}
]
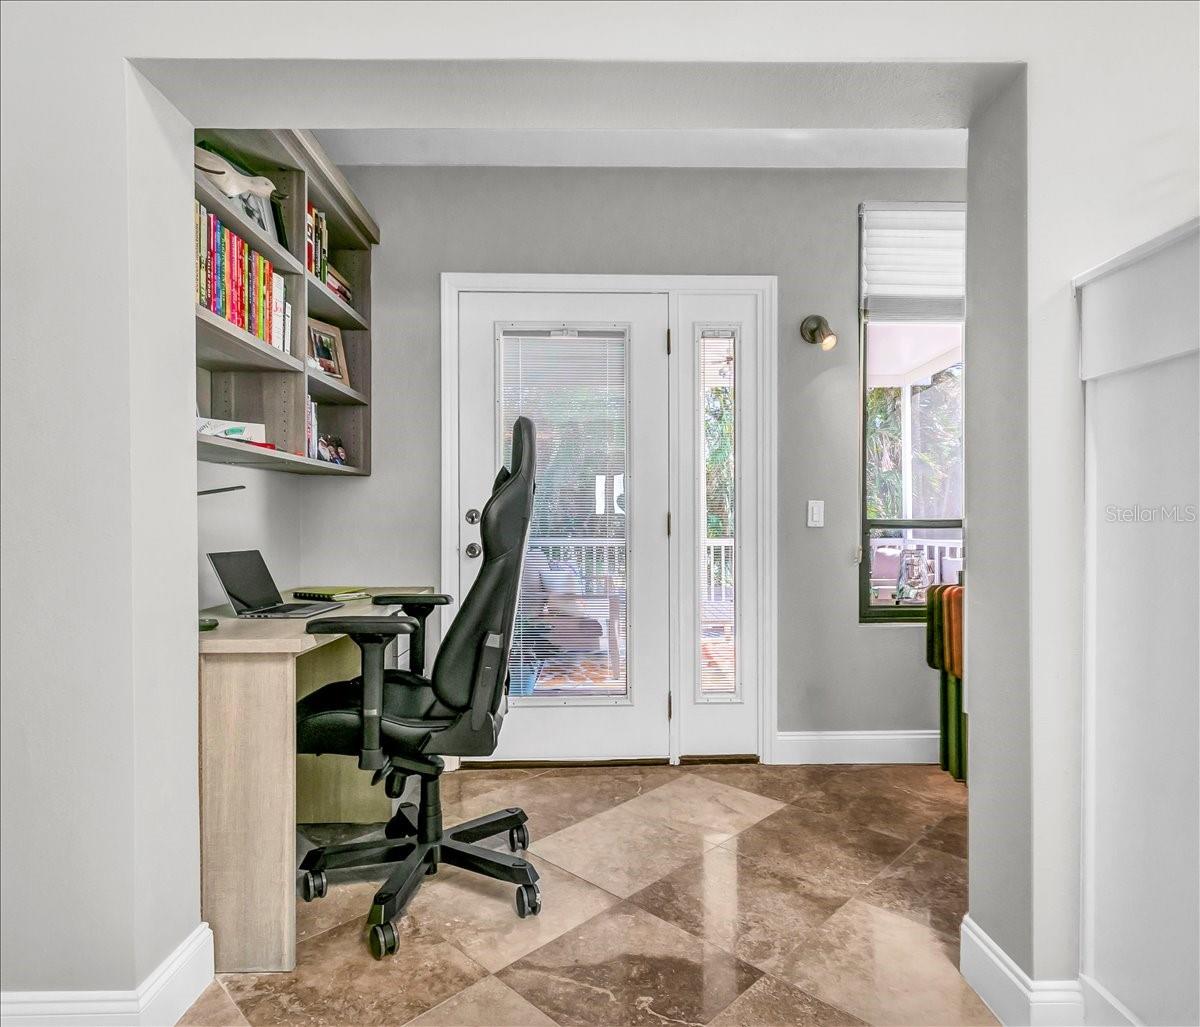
[
  {"left": 668, "top": 692, "right": 673, "bottom": 720},
  {"left": 667, "top": 512, "right": 672, "bottom": 536},
  {"left": 666, "top": 328, "right": 672, "bottom": 355}
]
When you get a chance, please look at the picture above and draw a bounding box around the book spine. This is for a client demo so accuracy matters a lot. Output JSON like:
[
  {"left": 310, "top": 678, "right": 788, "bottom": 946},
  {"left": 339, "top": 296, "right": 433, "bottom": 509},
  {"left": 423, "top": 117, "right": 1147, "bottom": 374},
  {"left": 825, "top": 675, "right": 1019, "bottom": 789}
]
[
  {"left": 306, "top": 203, "right": 315, "bottom": 273},
  {"left": 240, "top": 238, "right": 247, "bottom": 331},
  {"left": 284, "top": 301, "right": 292, "bottom": 352},
  {"left": 271, "top": 273, "right": 285, "bottom": 350},
  {"left": 207, "top": 214, "right": 215, "bottom": 312},
  {"left": 318, "top": 212, "right": 328, "bottom": 281},
  {"left": 218, "top": 223, "right": 226, "bottom": 319},
  {"left": 194, "top": 200, "right": 200, "bottom": 304},
  {"left": 251, "top": 251, "right": 258, "bottom": 338}
]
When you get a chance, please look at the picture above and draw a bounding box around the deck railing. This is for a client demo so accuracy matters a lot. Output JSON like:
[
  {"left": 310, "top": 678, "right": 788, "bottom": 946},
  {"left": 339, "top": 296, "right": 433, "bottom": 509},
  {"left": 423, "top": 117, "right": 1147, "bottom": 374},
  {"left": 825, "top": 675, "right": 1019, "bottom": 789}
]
[
  {"left": 527, "top": 536, "right": 735, "bottom": 602},
  {"left": 868, "top": 534, "right": 964, "bottom": 588}
]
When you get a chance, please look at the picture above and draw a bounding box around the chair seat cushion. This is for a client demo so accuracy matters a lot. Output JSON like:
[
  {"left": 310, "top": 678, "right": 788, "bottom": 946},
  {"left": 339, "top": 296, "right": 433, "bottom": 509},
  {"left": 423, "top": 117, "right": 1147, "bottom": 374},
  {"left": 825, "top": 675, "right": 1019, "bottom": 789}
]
[{"left": 297, "top": 670, "right": 456, "bottom": 757}]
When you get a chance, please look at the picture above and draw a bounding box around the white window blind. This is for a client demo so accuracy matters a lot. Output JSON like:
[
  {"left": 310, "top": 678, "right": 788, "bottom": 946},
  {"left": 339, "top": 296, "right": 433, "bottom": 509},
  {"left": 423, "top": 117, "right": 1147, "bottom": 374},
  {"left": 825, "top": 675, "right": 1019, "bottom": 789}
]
[{"left": 861, "top": 203, "right": 966, "bottom": 322}]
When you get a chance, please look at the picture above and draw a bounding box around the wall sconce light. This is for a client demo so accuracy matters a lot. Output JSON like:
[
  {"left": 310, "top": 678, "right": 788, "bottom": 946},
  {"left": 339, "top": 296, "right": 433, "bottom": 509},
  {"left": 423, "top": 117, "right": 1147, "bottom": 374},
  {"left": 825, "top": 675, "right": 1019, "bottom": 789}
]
[{"left": 800, "top": 315, "right": 838, "bottom": 351}]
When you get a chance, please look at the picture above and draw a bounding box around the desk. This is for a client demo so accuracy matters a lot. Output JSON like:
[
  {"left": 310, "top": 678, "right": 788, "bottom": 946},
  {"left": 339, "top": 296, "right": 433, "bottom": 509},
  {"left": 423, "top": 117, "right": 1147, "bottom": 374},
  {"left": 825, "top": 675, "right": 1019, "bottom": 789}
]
[{"left": 199, "top": 586, "right": 431, "bottom": 972}]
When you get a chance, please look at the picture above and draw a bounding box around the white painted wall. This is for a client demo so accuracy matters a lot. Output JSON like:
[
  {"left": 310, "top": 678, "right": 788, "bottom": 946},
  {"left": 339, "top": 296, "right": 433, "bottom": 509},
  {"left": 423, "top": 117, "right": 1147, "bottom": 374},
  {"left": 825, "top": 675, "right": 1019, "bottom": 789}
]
[
  {"left": 1079, "top": 228, "right": 1199, "bottom": 1027},
  {"left": 1, "top": 0, "right": 1196, "bottom": 1010}
]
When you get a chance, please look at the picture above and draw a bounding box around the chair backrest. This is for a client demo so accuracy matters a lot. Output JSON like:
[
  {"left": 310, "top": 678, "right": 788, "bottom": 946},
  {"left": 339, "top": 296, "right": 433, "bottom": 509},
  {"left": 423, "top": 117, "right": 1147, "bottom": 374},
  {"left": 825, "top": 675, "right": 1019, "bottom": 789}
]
[{"left": 430, "top": 417, "right": 536, "bottom": 712}]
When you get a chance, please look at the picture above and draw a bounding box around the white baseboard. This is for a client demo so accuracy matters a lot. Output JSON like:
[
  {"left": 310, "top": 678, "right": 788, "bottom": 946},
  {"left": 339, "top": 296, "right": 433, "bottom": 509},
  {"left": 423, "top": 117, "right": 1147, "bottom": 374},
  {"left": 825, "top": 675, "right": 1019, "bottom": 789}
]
[
  {"left": 1, "top": 922, "right": 213, "bottom": 1027},
  {"left": 770, "top": 729, "right": 939, "bottom": 764},
  {"left": 960, "top": 915, "right": 1084, "bottom": 1026},
  {"left": 1079, "top": 974, "right": 1140, "bottom": 1027}
]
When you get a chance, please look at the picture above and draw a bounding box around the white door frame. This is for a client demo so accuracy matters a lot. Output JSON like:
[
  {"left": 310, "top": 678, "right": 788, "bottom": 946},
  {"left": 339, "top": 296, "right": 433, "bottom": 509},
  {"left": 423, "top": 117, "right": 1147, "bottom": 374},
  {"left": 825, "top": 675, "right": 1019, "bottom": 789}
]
[{"left": 440, "top": 273, "right": 778, "bottom": 763}]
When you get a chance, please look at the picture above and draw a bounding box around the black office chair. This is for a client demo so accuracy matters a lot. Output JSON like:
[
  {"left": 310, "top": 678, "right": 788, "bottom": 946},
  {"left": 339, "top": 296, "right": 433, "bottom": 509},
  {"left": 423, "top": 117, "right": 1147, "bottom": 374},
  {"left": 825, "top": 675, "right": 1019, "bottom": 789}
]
[{"left": 295, "top": 416, "right": 538, "bottom": 959}]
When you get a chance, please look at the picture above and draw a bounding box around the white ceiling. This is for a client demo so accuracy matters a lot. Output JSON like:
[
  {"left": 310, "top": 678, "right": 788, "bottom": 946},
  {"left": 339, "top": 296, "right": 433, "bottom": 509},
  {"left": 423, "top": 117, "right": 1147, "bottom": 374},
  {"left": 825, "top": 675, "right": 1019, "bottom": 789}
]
[{"left": 313, "top": 127, "right": 966, "bottom": 169}]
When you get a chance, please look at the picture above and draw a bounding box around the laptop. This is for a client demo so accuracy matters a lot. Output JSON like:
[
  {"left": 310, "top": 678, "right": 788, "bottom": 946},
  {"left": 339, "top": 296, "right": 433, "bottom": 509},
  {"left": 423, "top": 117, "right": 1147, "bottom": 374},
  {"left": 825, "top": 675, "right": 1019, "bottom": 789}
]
[{"left": 208, "top": 550, "right": 344, "bottom": 619}]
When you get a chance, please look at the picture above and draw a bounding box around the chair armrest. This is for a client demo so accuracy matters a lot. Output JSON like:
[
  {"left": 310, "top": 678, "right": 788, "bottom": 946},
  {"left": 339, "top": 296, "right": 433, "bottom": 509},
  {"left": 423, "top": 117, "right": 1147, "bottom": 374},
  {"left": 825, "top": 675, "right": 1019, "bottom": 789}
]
[
  {"left": 371, "top": 594, "right": 453, "bottom": 676},
  {"left": 306, "top": 615, "right": 418, "bottom": 637},
  {"left": 372, "top": 593, "right": 453, "bottom": 607},
  {"left": 305, "top": 614, "right": 418, "bottom": 774}
]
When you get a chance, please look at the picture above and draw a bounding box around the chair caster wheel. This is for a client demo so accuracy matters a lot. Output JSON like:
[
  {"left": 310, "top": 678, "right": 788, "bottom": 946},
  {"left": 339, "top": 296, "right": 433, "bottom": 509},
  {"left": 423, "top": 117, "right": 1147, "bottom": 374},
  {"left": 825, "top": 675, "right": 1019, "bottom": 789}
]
[
  {"left": 515, "top": 882, "right": 541, "bottom": 918},
  {"left": 369, "top": 921, "right": 399, "bottom": 959},
  {"left": 300, "top": 870, "right": 327, "bottom": 902},
  {"left": 508, "top": 824, "right": 530, "bottom": 851}
]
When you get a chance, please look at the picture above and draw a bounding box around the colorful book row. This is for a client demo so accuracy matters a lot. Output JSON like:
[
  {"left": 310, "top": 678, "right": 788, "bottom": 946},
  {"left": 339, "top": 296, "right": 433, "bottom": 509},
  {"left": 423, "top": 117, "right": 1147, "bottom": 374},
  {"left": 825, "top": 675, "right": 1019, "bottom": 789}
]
[{"left": 195, "top": 200, "right": 290, "bottom": 351}]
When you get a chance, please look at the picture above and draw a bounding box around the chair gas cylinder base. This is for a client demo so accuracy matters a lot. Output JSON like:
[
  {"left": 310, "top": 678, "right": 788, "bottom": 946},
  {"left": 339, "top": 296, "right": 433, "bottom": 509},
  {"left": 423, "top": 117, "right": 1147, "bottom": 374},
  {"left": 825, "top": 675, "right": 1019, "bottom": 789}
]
[
  {"left": 295, "top": 417, "right": 541, "bottom": 959},
  {"left": 298, "top": 761, "right": 540, "bottom": 959}
]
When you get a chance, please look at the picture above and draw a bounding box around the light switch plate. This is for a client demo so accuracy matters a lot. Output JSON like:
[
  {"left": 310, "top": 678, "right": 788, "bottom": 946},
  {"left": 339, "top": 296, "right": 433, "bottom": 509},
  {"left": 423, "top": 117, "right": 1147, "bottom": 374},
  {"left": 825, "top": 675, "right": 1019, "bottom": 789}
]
[{"left": 807, "top": 499, "right": 825, "bottom": 527}]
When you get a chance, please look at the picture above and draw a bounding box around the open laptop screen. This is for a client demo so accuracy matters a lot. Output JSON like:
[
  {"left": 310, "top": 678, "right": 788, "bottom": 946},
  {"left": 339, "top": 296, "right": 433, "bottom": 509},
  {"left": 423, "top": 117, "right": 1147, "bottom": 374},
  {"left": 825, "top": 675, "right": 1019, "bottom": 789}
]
[{"left": 208, "top": 550, "right": 284, "bottom": 613}]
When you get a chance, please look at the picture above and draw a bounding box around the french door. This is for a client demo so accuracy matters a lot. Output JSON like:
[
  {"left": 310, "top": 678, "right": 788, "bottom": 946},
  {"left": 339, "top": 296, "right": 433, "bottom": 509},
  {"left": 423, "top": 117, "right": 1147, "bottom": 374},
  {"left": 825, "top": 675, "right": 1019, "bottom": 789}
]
[
  {"left": 456, "top": 291, "right": 670, "bottom": 759},
  {"left": 444, "top": 277, "right": 774, "bottom": 762}
]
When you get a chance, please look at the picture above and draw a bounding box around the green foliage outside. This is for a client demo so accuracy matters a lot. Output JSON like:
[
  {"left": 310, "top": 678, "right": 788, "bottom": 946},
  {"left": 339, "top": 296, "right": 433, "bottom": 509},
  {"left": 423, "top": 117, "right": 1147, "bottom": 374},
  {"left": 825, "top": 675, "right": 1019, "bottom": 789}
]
[{"left": 704, "top": 384, "right": 735, "bottom": 538}]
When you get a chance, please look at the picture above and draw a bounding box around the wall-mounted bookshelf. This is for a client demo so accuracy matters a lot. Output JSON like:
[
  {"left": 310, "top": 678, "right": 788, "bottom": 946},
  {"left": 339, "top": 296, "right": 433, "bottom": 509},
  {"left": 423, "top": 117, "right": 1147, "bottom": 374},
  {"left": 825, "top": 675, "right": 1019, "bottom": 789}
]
[{"left": 194, "top": 129, "right": 378, "bottom": 476}]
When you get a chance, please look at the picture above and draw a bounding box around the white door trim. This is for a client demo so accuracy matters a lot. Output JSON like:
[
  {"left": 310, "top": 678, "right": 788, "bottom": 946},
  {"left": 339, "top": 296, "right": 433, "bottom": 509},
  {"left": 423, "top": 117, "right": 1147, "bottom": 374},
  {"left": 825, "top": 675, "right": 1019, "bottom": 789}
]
[{"left": 441, "top": 273, "right": 778, "bottom": 763}]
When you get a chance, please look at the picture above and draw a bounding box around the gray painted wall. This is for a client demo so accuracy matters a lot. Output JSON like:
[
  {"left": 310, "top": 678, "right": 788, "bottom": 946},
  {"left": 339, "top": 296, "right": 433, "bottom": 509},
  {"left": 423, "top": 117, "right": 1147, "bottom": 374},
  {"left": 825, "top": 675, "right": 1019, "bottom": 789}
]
[
  {"left": 292, "top": 164, "right": 965, "bottom": 735},
  {"left": 963, "top": 73, "right": 1034, "bottom": 972}
]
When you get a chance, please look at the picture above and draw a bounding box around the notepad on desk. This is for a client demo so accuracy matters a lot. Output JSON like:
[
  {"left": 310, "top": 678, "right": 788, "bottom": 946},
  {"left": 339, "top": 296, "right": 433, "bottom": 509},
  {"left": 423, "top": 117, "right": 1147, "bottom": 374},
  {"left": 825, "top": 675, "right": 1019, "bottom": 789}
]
[{"left": 291, "top": 586, "right": 370, "bottom": 602}]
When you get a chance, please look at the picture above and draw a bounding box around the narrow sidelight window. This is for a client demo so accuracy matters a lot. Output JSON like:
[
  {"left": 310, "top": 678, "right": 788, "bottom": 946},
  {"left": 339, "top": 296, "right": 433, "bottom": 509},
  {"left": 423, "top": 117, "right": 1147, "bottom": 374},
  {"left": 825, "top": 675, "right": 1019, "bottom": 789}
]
[{"left": 698, "top": 328, "right": 737, "bottom": 695}]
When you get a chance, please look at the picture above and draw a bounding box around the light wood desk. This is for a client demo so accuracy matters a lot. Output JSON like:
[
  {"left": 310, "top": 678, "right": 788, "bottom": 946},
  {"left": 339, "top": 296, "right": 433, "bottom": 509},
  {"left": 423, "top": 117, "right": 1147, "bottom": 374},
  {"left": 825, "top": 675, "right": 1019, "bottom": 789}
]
[{"left": 199, "top": 586, "right": 430, "bottom": 972}]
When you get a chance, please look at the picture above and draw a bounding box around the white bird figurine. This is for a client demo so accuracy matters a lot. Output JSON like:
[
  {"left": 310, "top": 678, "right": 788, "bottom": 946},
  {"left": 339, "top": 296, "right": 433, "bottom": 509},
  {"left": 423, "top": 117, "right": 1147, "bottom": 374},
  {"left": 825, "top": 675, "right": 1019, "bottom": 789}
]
[{"left": 194, "top": 146, "right": 275, "bottom": 199}]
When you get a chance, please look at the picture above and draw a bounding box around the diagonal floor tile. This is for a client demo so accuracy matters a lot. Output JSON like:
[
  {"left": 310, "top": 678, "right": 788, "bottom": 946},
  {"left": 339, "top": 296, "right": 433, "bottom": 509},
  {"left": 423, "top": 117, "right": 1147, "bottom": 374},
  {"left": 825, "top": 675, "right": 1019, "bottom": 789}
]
[
  {"left": 221, "top": 916, "right": 486, "bottom": 1026},
  {"left": 629, "top": 845, "right": 846, "bottom": 972},
  {"left": 295, "top": 879, "right": 380, "bottom": 943},
  {"left": 618, "top": 774, "right": 785, "bottom": 845},
  {"left": 402, "top": 975, "right": 558, "bottom": 1027},
  {"left": 408, "top": 853, "right": 620, "bottom": 972},
  {"left": 498, "top": 902, "right": 761, "bottom": 1026},
  {"left": 838, "top": 765, "right": 969, "bottom": 807},
  {"left": 858, "top": 842, "right": 968, "bottom": 937},
  {"left": 788, "top": 773, "right": 960, "bottom": 842},
  {"left": 540, "top": 762, "right": 685, "bottom": 791},
  {"left": 707, "top": 973, "right": 866, "bottom": 1027},
  {"left": 721, "top": 805, "right": 910, "bottom": 901},
  {"left": 447, "top": 766, "right": 675, "bottom": 844},
  {"left": 440, "top": 766, "right": 550, "bottom": 806},
  {"left": 919, "top": 812, "right": 969, "bottom": 859},
  {"left": 177, "top": 980, "right": 250, "bottom": 1026},
  {"left": 688, "top": 763, "right": 846, "bottom": 806},
  {"left": 530, "top": 801, "right": 712, "bottom": 897},
  {"left": 768, "top": 899, "right": 997, "bottom": 1027}
]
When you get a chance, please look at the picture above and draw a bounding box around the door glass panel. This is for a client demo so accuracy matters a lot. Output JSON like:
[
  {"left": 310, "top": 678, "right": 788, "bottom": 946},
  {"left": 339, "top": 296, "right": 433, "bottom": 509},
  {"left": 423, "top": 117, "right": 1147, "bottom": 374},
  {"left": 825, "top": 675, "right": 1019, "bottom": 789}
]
[
  {"left": 500, "top": 327, "right": 628, "bottom": 698},
  {"left": 698, "top": 329, "right": 736, "bottom": 696}
]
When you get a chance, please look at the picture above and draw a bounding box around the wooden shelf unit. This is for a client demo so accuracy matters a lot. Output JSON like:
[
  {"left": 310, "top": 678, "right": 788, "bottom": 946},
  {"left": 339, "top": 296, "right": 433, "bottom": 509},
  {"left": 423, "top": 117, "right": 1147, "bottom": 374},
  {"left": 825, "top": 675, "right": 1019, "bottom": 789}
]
[
  {"left": 194, "top": 129, "right": 377, "bottom": 476},
  {"left": 197, "top": 433, "right": 366, "bottom": 476}
]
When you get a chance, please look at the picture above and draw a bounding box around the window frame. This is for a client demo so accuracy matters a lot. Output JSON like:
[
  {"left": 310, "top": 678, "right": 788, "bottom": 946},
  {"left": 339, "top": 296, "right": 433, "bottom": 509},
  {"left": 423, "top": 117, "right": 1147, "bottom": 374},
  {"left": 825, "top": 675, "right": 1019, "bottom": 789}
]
[{"left": 857, "top": 204, "right": 964, "bottom": 624}]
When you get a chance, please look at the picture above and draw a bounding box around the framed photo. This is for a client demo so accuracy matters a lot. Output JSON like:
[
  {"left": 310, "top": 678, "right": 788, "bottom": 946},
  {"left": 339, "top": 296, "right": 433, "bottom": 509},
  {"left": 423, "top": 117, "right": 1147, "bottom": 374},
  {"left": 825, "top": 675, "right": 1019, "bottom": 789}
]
[
  {"left": 236, "top": 191, "right": 278, "bottom": 242},
  {"left": 307, "top": 318, "right": 350, "bottom": 386}
]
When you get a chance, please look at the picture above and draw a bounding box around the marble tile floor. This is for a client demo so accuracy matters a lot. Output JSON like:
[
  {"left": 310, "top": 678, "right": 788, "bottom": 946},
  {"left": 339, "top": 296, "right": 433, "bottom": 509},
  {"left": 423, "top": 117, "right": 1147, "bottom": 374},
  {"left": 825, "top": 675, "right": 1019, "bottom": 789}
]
[{"left": 180, "top": 762, "right": 994, "bottom": 1027}]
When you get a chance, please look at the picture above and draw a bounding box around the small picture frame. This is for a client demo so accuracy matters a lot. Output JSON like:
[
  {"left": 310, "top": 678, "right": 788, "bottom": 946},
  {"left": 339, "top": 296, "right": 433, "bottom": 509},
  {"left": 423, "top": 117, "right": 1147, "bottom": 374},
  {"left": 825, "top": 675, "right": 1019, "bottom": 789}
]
[
  {"left": 237, "top": 191, "right": 277, "bottom": 242},
  {"left": 306, "top": 318, "right": 350, "bottom": 386}
]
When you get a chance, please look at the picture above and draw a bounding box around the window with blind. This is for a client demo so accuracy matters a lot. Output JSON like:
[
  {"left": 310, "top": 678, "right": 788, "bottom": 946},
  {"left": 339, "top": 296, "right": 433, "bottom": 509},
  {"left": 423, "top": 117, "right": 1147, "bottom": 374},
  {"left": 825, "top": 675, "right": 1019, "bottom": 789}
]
[
  {"left": 859, "top": 203, "right": 966, "bottom": 621},
  {"left": 500, "top": 326, "right": 629, "bottom": 697}
]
